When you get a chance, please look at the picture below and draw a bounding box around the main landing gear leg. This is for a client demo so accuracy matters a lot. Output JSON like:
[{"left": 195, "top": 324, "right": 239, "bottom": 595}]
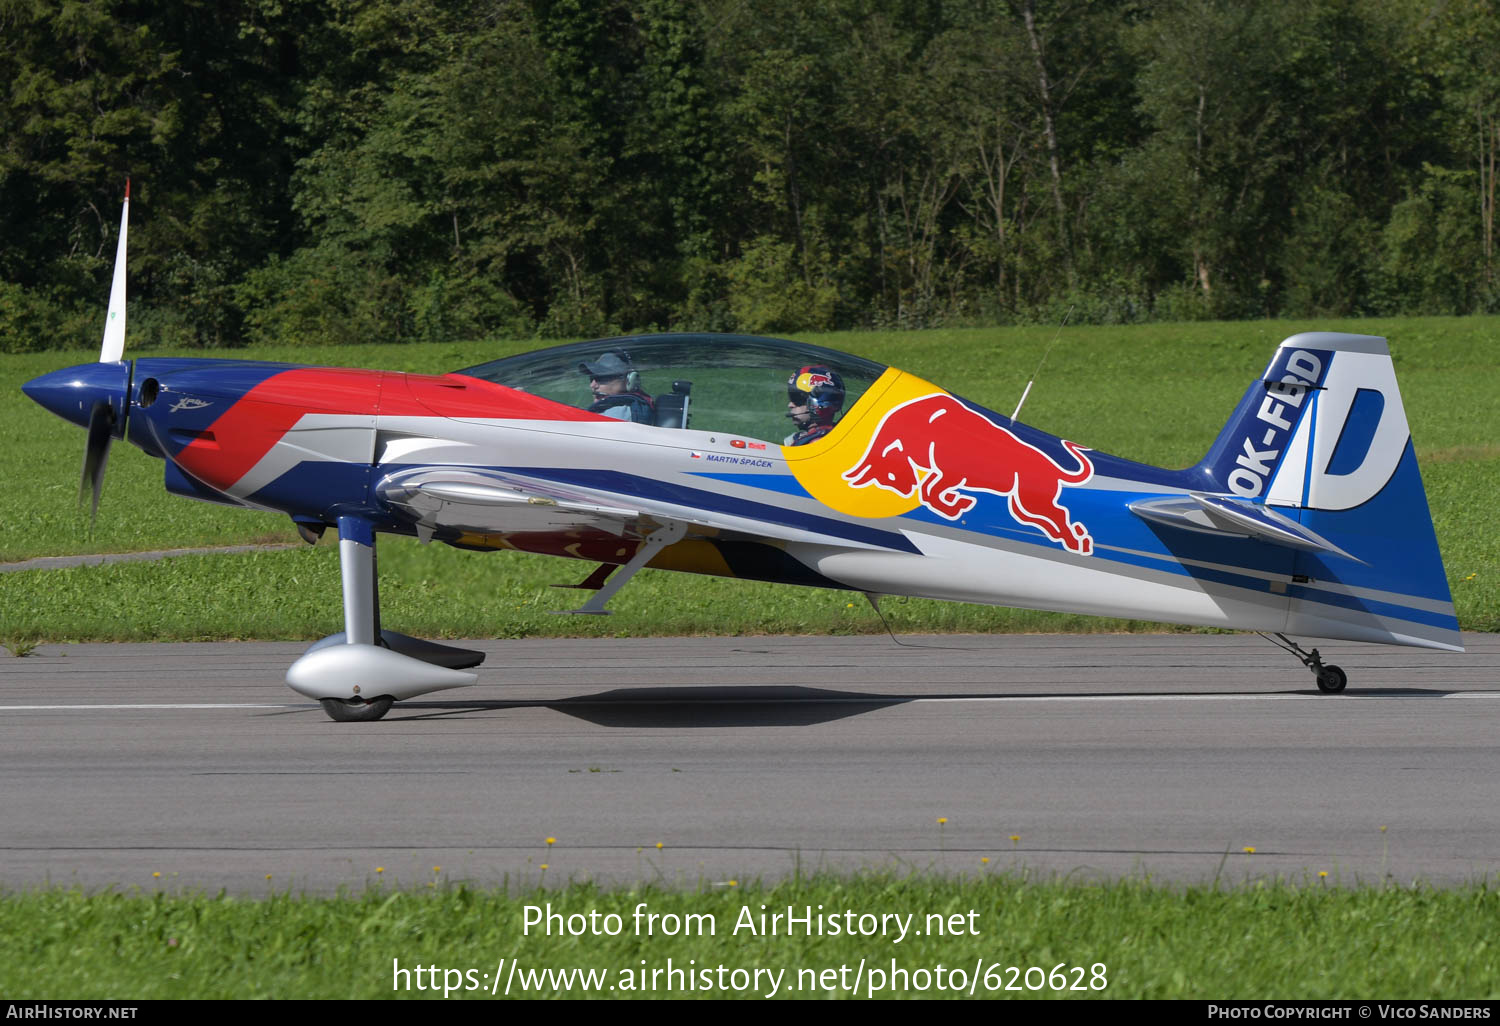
[
  {"left": 285, "top": 516, "right": 478, "bottom": 722},
  {"left": 1260, "top": 632, "right": 1348, "bottom": 693},
  {"left": 321, "top": 516, "right": 392, "bottom": 721}
]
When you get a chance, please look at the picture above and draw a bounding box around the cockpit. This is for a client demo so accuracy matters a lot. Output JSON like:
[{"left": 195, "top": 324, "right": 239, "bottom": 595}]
[{"left": 457, "top": 333, "right": 888, "bottom": 444}]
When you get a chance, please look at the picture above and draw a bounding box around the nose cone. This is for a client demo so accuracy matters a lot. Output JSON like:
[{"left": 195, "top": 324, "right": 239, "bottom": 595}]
[{"left": 22, "top": 362, "right": 131, "bottom": 432}]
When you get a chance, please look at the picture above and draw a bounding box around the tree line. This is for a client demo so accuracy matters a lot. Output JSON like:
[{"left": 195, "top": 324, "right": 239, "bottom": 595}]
[{"left": 1, "top": 0, "right": 1497, "bottom": 353}]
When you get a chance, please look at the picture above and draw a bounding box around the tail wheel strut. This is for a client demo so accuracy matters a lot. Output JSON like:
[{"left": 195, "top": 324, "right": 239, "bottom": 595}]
[{"left": 1260, "top": 633, "right": 1348, "bottom": 693}]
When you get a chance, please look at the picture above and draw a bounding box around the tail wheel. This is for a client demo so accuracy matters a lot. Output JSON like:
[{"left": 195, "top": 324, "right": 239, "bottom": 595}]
[
  {"left": 319, "top": 696, "right": 394, "bottom": 722},
  {"left": 1316, "top": 665, "right": 1348, "bottom": 694},
  {"left": 1262, "top": 635, "right": 1351, "bottom": 694}
]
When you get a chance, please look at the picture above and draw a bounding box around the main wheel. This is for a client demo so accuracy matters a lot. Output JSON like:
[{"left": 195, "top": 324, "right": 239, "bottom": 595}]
[
  {"left": 319, "top": 695, "right": 394, "bottom": 722},
  {"left": 1315, "top": 665, "right": 1348, "bottom": 693}
]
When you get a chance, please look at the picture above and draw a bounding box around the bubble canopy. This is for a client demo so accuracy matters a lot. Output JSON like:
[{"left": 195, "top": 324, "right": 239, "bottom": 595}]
[{"left": 456, "top": 333, "right": 888, "bottom": 443}]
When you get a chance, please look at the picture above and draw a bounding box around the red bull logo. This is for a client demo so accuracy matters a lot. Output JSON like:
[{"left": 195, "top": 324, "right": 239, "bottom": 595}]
[
  {"left": 793, "top": 370, "right": 835, "bottom": 393},
  {"left": 842, "top": 394, "right": 1096, "bottom": 554}
]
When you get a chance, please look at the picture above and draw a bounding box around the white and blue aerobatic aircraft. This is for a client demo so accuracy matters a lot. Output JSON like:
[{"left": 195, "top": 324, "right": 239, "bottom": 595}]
[{"left": 24, "top": 188, "right": 1459, "bottom": 720}]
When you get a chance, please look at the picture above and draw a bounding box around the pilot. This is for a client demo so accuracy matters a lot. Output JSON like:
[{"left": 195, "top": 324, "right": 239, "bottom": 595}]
[
  {"left": 785, "top": 364, "right": 844, "bottom": 445},
  {"left": 578, "top": 350, "right": 655, "bottom": 424}
]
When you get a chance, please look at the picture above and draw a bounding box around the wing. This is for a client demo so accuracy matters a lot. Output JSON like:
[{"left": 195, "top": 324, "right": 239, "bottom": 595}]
[
  {"left": 374, "top": 462, "right": 903, "bottom": 552},
  {"left": 376, "top": 465, "right": 644, "bottom": 540}
]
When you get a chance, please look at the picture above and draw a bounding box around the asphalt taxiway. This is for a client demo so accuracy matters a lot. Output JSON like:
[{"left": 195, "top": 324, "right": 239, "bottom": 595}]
[{"left": 1, "top": 633, "right": 1496, "bottom": 894}]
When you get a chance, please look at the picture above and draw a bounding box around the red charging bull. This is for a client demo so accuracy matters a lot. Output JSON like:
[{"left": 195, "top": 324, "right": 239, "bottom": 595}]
[{"left": 843, "top": 393, "right": 1095, "bottom": 554}]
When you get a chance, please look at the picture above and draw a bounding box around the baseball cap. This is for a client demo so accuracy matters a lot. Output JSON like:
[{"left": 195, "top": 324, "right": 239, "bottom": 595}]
[{"left": 578, "top": 351, "right": 633, "bottom": 378}]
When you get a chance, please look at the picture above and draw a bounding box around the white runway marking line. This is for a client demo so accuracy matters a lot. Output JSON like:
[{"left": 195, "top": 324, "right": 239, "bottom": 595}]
[
  {"left": 919, "top": 692, "right": 1498, "bottom": 703},
  {"left": 0, "top": 703, "right": 301, "bottom": 711},
  {"left": 0, "top": 693, "right": 1494, "bottom": 712},
  {"left": 553, "top": 691, "right": 1495, "bottom": 704}
]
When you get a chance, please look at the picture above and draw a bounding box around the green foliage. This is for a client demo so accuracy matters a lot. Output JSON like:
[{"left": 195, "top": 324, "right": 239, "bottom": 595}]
[
  {"left": 669, "top": 256, "right": 738, "bottom": 332},
  {"left": 1378, "top": 167, "right": 1492, "bottom": 316},
  {"left": 1281, "top": 183, "right": 1379, "bottom": 317},
  {"left": 726, "top": 235, "right": 838, "bottom": 334},
  {"left": 1151, "top": 281, "right": 1216, "bottom": 323},
  {"left": 0, "top": 0, "right": 329, "bottom": 351},
  {"left": 0, "top": 281, "right": 66, "bottom": 353},
  {"left": 235, "top": 245, "right": 403, "bottom": 347},
  {"left": 3, "top": 0, "right": 1500, "bottom": 348}
]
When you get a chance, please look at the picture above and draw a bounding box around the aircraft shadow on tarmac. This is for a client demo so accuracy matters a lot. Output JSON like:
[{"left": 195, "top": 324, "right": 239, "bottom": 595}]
[
  {"left": 339, "top": 685, "right": 1469, "bottom": 727},
  {"left": 392, "top": 686, "right": 897, "bottom": 727}
]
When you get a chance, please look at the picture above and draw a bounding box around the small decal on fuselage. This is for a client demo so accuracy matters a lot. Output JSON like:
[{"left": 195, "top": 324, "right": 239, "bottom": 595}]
[
  {"left": 169, "top": 397, "right": 212, "bottom": 412},
  {"left": 705, "top": 453, "right": 773, "bottom": 468}
]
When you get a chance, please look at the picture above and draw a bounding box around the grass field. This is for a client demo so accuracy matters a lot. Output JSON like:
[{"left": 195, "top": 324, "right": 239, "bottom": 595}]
[
  {"left": 3, "top": 321, "right": 1498, "bottom": 1001},
  {"left": 2, "top": 876, "right": 1498, "bottom": 999},
  {"left": 2, "top": 317, "right": 1496, "bottom": 643}
]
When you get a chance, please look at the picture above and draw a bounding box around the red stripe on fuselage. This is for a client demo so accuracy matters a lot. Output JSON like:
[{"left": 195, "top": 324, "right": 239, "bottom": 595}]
[
  {"left": 384, "top": 372, "right": 607, "bottom": 421},
  {"left": 174, "top": 367, "right": 605, "bottom": 492}
]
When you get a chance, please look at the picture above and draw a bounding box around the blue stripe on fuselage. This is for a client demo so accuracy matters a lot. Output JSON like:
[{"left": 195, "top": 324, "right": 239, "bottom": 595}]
[
  {"left": 694, "top": 465, "right": 1451, "bottom": 630},
  {"left": 502, "top": 466, "right": 922, "bottom": 553},
  {"left": 240, "top": 460, "right": 378, "bottom": 523},
  {"left": 239, "top": 449, "right": 1449, "bottom": 632}
]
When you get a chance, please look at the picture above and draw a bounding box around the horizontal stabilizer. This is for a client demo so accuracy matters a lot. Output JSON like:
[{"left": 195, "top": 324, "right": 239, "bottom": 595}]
[{"left": 1129, "top": 492, "right": 1362, "bottom": 562}]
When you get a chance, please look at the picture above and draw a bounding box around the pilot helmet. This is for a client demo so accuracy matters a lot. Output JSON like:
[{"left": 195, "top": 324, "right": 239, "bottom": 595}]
[{"left": 787, "top": 365, "right": 844, "bottom": 425}]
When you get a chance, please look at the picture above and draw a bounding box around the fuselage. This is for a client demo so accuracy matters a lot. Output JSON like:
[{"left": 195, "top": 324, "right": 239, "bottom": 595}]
[{"left": 23, "top": 330, "right": 1461, "bottom": 653}]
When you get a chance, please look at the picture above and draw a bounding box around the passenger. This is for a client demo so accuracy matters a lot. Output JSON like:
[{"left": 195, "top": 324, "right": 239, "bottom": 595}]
[
  {"left": 785, "top": 364, "right": 844, "bottom": 445},
  {"left": 578, "top": 350, "right": 655, "bottom": 424}
]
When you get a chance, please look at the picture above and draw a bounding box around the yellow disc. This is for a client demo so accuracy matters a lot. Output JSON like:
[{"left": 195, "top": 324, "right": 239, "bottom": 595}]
[{"left": 783, "top": 368, "right": 951, "bottom": 519}]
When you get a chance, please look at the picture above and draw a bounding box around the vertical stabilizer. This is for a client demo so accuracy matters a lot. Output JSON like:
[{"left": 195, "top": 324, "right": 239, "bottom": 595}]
[{"left": 1204, "top": 333, "right": 1459, "bottom": 651}]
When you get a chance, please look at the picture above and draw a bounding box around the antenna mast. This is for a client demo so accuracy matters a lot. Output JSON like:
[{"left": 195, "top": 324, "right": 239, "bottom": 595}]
[{"left": 1010, "top": 305, "right": 1072, "bottom": 423}]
